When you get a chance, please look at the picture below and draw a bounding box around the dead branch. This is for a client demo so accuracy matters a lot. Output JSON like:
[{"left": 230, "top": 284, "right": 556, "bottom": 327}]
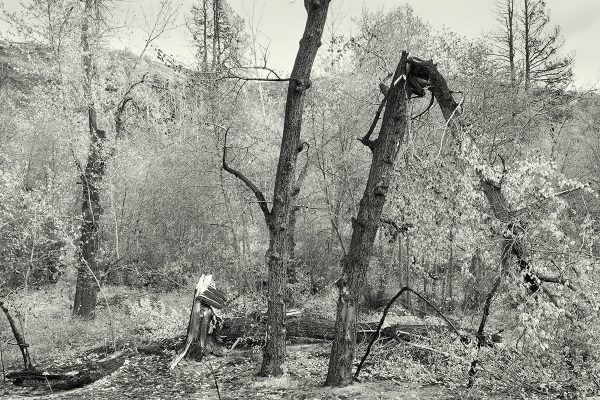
[
  {"left": 360, "top": 84, "right": 395, "bottom": 149},
  {"left": 392, "top": 336, "right": 465, "bottom": 361},
  {"left": 114, "top": 73, "right": 148, "bottom": 138},
  {"left": 222, "top": 128, "right": 272, "bottom": 223},
  {"left": 354, "top": 286, "right": 464, "bottom": 381}
]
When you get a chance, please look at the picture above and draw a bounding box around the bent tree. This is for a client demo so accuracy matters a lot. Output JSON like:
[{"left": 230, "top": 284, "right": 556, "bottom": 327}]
[
  {"left": 422, "top": 56, "right": 543, "bottom": 290},
  {"left": 223, "top": 0, "right": 331, "bottom": 376},
  {"left": 326, "top": 52, "right": 410, "bottom": 386},
  {"left": 418, "top": 55, "right": 581, "bottom": 336},
  {"left": 414, "top": 55, "right": 583, "bottom": 380}
]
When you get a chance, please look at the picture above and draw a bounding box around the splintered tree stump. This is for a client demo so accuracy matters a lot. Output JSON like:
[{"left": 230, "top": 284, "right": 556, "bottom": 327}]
[{"left": 170, "top": 274, "right": 227, "bottom": 369}]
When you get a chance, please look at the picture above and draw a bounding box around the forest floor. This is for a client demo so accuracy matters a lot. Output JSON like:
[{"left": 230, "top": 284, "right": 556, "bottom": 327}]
[
  {"left": 0, "top": 281, "right": 586, "bottom": 399},
  {"left": 1, "top": 341, "right": 514, "bottom": 400}
]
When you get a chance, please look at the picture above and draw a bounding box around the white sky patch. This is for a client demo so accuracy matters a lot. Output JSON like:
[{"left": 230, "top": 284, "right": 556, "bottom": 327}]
[{"left": 1, "top": 0, "right": 597, "bottom": 88}]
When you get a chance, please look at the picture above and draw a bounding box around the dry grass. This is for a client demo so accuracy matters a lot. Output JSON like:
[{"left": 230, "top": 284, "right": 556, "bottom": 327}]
[{"left": 0, "top": 277, "right": 192, "bottom": 369}]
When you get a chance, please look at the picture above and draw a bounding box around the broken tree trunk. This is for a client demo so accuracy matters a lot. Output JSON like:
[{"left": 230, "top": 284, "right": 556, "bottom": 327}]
[
  {"left": 170, "top": 275, "right": 226, "bottom": 369},
  {"left": 414, "top": 57, "right": 541, "bottom": 292},
  {"left": 326, "top": 52, "right": 410, "bottom": 387}
]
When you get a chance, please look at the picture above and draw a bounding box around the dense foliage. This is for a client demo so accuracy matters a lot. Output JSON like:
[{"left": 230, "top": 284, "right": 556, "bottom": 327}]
[{"left": 0, "top": 0, "right": 598, "bottom": 397}]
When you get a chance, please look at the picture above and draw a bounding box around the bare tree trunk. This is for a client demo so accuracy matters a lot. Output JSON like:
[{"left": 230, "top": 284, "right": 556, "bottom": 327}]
[
  {"left": 445, "top": 241, "right": 453, "bottom": 310},
  {"left": 223, "top": 0, "right": 330, "bottom": 377},
  {"left": 215, "top": 0, "right": 221, "bottom": 66},
  {"left": 212, "top": 0, "right": 218, "bottom": 70},
  {"left": 202, "top": 0, "right": 208, "bottom": 70},
  {"left": 507, "top": 0, "right": 516, "bottom": 86},
  {"left": 498, "top": 0, "right": 517, "bottom": 86},
  {"left": 326, "top": 52, "right": 409, "bottom": 387},
  {"left": 404, "top": 234, "right": 411, "bottom": 307},
  {"left": 397, "top": 233, "right": 403, "bottom": 286},
  {"left": 260, "top": 2, "right": 329, "bottom": 376},
  {"left": 73, "top": 0, "right": 104, "bottom": 319}
]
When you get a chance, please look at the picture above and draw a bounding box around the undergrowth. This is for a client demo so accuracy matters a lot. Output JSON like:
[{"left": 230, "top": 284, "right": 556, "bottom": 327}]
[{"left": 2, "top": 278, "right": 598, "bottom": 400}]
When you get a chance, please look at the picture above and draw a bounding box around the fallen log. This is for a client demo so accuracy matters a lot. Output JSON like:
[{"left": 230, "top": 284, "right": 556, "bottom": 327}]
[
  {"left": 6, "top": 350, "right": 127, "bottom": 390},
  {"left": 217, "top": 313, "right": 455, "bottom": 344}
]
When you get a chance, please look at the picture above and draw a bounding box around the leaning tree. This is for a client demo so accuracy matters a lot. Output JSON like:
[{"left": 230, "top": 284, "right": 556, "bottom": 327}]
[{"left": 326, "top": 51, "right": 411, "bottom": 386}]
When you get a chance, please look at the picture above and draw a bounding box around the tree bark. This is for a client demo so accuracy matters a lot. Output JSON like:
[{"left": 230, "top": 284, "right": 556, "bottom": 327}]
[
  {"left": 223, "top": 0, "right": 330, "bottom": 377},
  {"left": 260, "top": 0, "right": 330, "bottom": 377},
  {"left": 73, "top": 0, "right": 105, "bottom": 319},
  {"left": 326, "top": 52, "right": 409, "bottom": 387}
]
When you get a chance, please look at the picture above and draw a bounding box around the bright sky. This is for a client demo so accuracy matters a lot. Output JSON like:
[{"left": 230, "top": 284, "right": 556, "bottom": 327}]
[{"left": 1, "top": 0, "right": 598, "bottom": 88}]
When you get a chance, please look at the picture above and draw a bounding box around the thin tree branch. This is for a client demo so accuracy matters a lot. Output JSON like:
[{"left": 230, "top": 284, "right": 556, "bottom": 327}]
[
  {"left": 222, "top": 128, "right": 272, "bottom": 223},
  {"left": 360, "top": 86, "right": 393, "bottom": 150},
  {"left": 468, "top": 276, "right": 501, "bottom": 387},
  {"left": 354, "top": 286, "right": 464, "bottom": 380},
  {"left": 115, "top": 73, "right": 148, "bottom": 138}
]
